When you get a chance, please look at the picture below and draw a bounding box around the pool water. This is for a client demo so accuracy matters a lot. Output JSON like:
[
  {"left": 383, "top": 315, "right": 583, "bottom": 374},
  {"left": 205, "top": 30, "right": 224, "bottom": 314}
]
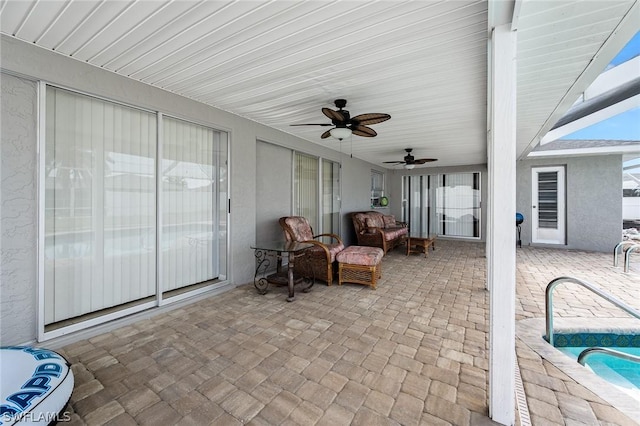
[{"left": 557, "top": 346, "right": 640, "bottom": 400}]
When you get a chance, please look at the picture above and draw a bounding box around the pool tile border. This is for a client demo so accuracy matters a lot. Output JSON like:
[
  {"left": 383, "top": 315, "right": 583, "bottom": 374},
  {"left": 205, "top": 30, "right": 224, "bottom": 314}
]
[{"left": 517, "top": 318, "right": 640, "bottom": 422}]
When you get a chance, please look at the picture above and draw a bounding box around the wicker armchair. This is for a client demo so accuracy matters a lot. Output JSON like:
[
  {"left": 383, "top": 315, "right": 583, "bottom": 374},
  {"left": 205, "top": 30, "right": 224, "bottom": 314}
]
[{"left": 279, "top": 216, "right": 345, "bottom": 286}]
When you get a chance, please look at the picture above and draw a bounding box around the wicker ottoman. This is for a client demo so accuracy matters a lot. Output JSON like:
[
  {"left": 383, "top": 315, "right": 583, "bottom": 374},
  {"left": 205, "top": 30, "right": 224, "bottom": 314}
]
[{"left": 336, "top": 246, "right": 384, "bottom": 289}]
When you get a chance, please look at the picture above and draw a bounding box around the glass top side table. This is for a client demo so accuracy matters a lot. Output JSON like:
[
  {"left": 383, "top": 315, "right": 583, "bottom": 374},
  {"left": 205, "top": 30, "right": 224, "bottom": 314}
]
[{"left": 250, "top": 241, "right": 314, "bottom": 302}]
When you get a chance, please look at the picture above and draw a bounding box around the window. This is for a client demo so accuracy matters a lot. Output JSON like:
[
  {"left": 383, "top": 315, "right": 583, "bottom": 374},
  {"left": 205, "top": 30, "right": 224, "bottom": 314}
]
[
  {"left": 294, "top": 152, "right": 319, "bottom": 230},
  {"left": 436, "top": 173, "right": 481, "bottom": 238},
  {"left": 162, "top": 117, "right": 227, "bottom": 296},
  {"left": 371, "top": 170, "right": 385, "bottom": 207},
  {"left": 402, "top": 172, "right": 481, "bottom": 238},
  {"left": 322, "top": 159, "right": 341, "bottom": 235}
]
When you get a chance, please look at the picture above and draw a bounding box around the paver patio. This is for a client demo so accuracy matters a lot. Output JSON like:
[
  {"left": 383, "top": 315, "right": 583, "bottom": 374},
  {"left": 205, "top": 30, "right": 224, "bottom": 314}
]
[{"left": 54, "top": 240, "right": 639, "bottom": 425}]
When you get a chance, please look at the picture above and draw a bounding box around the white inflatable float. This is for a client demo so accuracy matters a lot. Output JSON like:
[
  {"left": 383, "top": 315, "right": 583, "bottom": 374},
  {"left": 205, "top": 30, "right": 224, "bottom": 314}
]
[{"left": 1, "top": 346, "right": 74, "bottom": 425}]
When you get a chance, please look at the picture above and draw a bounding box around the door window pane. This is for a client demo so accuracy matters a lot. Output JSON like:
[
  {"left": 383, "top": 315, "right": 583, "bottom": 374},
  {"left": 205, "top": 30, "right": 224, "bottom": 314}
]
[
  {"left": 322, "top": 159, "right": 340, "bottom": 235},
  {"left": 437, "top": 173, "right": 480, "bottom": 238},
  {"left": 403, "top": 172, "right": 480, "bottom": 238},
  {"left": 162, "top": 117, "right": 224, "bottom": 294},
  {"left": 537, "top": 171, "right": 558, "bottom": 229},
  {"left": 371, "top": 170, "right": 384, "bottom": 207},
  {"left": 44, "top": 87, "right": 157, "bottom": 324},
  {"left": 294, "top": 153, "right": 318, "bottom": 229}
]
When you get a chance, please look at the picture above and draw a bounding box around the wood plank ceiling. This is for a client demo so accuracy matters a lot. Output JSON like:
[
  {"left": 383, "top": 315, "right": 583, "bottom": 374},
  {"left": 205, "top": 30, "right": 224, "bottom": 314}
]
[{"left": 1, "top": 0, "right": 636, "bottom": 168}]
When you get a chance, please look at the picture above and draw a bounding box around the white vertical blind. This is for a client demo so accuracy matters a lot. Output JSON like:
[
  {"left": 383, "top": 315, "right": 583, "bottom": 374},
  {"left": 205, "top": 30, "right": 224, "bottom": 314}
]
[
  {"left": 44, "top": 87, "right": 156, "bottom": 324},
  {"left": 162, "top": 117, "right": 220, "bottom": 293},
  {"left": 294, "top": 153, "right": 318, "bottom": 230},
  {"left": 402, "top": 175, "right": 430, "bottom": 234},
  {"left": 404, "top": 172, "right": 480, "bottom": 238},
  {"left": 437, "top": 173, "right": 480, "bottom": 237},
  {"left": 322, "top": 159, "right": 340, "bottom": 235}
]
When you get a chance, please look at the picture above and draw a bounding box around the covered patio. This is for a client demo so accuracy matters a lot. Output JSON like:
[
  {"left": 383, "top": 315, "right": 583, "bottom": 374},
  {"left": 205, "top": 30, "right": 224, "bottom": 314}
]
[
  {"left": 55, "top": 242, "right": 639, "bottom": 425},
  {"left": 2, "top": 1, "right": 639, "bottom": 425}
]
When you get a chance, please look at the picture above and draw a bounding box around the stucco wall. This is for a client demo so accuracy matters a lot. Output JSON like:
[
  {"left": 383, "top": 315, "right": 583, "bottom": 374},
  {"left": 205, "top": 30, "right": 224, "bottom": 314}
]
[
  {"left": 516, "top": 156, "right": 622, "bottom": 252},
  {"left": 1, "top": 73, "right": 38, "bottom": 345},
  {"left": 339, "top": 157, "right": 390, "bottom": 246},
  {"left": 256, "top": 141, "right": 292, "bottom": 242},
  {"left": 0, "top": 35, "right": 384, "bottom": 344}
]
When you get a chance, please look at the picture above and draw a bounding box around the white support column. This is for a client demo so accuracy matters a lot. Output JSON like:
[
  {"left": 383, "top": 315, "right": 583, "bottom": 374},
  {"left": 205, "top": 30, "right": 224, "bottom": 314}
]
[{"left": 488, "top": 24, "right": 517, "bottom": 426}]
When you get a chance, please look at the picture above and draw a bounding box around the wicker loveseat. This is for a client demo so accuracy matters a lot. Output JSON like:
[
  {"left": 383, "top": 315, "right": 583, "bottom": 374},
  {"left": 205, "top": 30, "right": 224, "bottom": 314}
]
[{"left": 351, "top": 211, "right": 408, "bottom": 254}]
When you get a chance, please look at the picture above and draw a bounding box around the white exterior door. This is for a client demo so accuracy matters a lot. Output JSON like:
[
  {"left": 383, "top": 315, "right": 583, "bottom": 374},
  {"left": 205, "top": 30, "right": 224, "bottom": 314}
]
[{"left": 532, "top": 166, "right": 566, "bottom": 244}]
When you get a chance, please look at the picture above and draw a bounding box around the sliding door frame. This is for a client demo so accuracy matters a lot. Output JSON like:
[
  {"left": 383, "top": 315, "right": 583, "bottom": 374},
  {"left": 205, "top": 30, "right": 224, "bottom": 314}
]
[{"left": 37, "top": 82, "right": 231, "bottom": 341}]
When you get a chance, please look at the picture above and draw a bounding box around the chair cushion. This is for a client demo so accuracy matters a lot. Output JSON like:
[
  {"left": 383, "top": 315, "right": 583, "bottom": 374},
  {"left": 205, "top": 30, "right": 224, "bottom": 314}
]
[
  {"left": 283, "top": 217, "right": 314, "bottom": 241},
  {"left": 336, "top": 246, "right": 384, "bottom": 266},
  {"left": 384, "top": 227, "right": 408, "bottom": 241},
  {"left": 327, "top": 242, "right": 345, "bottom": 262}
]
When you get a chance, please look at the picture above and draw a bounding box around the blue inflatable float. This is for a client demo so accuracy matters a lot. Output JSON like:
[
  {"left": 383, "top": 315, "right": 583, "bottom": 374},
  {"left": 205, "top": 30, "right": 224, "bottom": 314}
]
[{"left": 1, "top": 346, "right": 74, "bottom": 425}]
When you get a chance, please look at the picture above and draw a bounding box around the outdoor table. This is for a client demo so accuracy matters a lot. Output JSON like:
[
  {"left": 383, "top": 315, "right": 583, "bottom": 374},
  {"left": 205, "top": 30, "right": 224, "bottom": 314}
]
[
  {"left": 406, "top": 232, "right": 436, "bottom": 257},
  {"left": 250, "top": 241, "right": 314, "bottom": 302}
]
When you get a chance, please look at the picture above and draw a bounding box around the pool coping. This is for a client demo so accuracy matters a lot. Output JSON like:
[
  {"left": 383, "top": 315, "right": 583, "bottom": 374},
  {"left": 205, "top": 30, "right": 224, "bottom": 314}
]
[{"left": 517, "top": 318, "right": 640, "bottom": 422}]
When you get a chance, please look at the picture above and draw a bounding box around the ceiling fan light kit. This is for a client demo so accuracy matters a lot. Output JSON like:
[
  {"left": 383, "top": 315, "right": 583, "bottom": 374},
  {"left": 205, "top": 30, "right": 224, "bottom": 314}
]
[
  {"left": 404, "top": 164, "right": 416, "bottom": 170},
  {"left": 330, "top": 127, "right": 352, "bottom": 140},
  {"left": 291, "top": 99, "right": 390, "bottom": 140}
]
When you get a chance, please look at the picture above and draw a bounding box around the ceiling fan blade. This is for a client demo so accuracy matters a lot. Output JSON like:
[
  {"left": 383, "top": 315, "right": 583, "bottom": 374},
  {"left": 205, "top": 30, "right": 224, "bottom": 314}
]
[
  {"left": 320, "top": 130, "right": 332, "bottom": 139},
  {"left": 382, "top": 161, "right": 404, "bottom": 164},
  {"left": 352, "top": 113, "right": 391, "bottom": 125},
  {"left": 413, "top": 158, "right": 438, "bottom": 164},
  {"left": 351, "top": 125, "right": 377, "bottom": 137},
  {"left": 322, "top": 108, "right": 345, "bottom": 123},
  {"left": 290, "top": 123, "right": 333, "bottom": 126}
]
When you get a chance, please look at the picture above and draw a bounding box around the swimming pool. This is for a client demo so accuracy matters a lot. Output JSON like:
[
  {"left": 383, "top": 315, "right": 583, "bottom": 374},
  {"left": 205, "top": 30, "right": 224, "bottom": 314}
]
[
  {"left": 517, "top": 318, "right": 640, "bottom": 422},
  {"left": 556, "top": 343, "right": 640, "bottom": 400}
]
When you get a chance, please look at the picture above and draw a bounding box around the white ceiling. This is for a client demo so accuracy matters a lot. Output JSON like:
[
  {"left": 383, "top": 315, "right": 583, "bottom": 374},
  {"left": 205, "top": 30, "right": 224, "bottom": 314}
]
[{"left": 1, "top": 0, "right": 637, "bottom": 168}]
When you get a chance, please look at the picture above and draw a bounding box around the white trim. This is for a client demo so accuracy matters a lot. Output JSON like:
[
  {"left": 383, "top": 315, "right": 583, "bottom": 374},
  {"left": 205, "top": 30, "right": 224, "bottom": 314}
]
[
  {"left": 488, "top": 23, "right": 517, "bottom": 426},
  {"left": 520, "top": 0, "right": 640, "bottom": 158},
  {"left": 541, "top": 94, "right": 640, "bottom": 144},
  {"left": 157, "top": 112, "right": 164, "bottom": 306},
  {"left": 37, "top": 81, "right": 47, "bottom": 342},
  {"left": 585, "top": 57, "right": 640, "bottom": 101},
  {"left": 42, "top": 301, "right": 157, "bottom": 341},
  {"left": 35, "top": 282, "right": 236, "bottom": 350},
  {"left": 224, "top": 131, "right": 231, "bottom": 282},
  {"left": 529, "top": 145, "right": 640, "bottom": 158},
  {"left": 160, "top": 281, "right": 232, "bottom": 307}
]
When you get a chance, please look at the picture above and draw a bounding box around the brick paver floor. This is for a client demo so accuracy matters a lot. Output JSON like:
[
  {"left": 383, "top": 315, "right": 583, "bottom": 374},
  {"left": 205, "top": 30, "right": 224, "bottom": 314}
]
[{"left": 55, "top": 240, "right": 639, "bottom": 425}]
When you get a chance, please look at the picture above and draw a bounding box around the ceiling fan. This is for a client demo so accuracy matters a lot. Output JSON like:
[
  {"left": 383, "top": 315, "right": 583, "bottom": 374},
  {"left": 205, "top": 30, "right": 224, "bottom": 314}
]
[
  {"left": 291, "top": 99, "right": 391, "bottom": 140},
  {"left": 383, "top": 148, "right": 437, "bottom": 169}
]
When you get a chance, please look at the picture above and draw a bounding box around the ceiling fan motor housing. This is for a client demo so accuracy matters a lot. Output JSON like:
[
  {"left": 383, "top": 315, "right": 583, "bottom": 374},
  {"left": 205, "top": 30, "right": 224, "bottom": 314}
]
[{"left": 334, "top": 99, "right": 347, "bottom": 109}]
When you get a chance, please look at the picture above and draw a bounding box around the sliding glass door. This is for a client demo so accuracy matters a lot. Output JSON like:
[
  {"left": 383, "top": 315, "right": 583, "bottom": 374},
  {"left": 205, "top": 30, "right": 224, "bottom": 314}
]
[{"left": 43, "top": 86, "right": 228, "bottom": 333}]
